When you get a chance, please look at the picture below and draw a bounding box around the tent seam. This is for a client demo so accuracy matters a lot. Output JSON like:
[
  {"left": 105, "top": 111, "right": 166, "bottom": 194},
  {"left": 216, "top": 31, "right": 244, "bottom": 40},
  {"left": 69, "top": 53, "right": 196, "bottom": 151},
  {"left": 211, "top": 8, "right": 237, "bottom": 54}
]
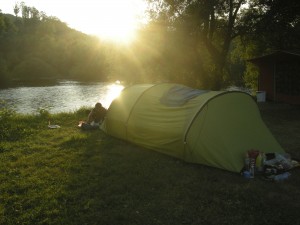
[
  {"left": 183, "top": 91, "right": 253, "bottom": 145},
  {"left": 125, "top": 83, "right": 162, "bottom": 140}
]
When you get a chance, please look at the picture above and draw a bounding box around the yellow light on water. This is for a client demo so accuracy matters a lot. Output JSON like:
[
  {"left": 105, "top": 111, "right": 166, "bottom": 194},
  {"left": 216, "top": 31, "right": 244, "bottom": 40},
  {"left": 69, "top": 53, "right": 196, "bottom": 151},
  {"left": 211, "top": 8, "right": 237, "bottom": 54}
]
[
  {"left": 108, "top": 83, "right": 124, "bottom": 99},
  {"left": 101, "top": 83, "right": 124, "bottom": 108}
]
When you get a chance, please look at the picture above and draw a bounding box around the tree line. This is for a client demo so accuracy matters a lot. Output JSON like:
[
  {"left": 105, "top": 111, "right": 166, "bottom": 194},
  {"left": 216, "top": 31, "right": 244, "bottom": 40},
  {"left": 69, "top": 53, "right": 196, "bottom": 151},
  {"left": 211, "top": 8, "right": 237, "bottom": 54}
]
[
  {"left": 136, "top": 0, "right": 300, "bottom": 90},
  {"left": 1, "top": 0, "right": 299, "bottom": 90},
  {"left": 0, "top": 2, "right": 110, "bottom": 87}
]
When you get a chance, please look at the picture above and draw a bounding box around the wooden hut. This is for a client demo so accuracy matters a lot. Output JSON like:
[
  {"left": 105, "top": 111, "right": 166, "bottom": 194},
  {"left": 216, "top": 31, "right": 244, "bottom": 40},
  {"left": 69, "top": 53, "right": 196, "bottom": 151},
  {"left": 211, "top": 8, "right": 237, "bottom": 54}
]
[{"left": 249, "top": 50, "right": 300, "bottom": 104}]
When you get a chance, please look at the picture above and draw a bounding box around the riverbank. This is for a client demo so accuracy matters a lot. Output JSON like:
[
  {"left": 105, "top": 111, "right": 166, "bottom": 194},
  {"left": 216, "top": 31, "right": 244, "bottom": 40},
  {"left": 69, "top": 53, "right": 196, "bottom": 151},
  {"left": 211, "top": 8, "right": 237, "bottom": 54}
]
[{"left": 0, "top": 103, "right": 299, "bottom": 225}]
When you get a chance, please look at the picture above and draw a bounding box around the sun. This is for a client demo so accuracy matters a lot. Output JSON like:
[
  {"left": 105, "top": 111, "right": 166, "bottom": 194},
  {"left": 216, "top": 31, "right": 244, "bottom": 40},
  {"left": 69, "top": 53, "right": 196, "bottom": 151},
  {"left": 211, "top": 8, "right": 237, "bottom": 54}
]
[
  {"left": 3, "top": 0, "right": 147, "bottom": 43},
  {"left": 79, "top": 0, "right": 146, "bottom": 43}
]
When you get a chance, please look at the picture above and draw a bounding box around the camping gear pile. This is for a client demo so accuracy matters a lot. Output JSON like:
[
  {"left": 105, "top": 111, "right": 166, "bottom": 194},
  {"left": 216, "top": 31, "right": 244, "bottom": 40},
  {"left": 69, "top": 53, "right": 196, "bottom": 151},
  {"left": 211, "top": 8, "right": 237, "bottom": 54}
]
[
  {"left": 242, "top": 149, "right": 299, "bottom": 181},
  {"left": 78, "top": 121, "right": 100, "bottom": 130}
]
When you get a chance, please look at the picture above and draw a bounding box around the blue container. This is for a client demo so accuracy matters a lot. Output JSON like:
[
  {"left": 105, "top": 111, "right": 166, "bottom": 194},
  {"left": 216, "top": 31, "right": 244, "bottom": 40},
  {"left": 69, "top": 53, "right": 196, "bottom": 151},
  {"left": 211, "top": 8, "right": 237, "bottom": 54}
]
[{"left": 243, "top": 171, "right": 252, "bottom": 179}]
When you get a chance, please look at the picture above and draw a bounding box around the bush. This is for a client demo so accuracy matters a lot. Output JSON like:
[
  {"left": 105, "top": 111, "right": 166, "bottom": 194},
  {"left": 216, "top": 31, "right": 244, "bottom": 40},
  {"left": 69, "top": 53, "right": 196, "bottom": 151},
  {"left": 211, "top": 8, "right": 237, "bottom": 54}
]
[{"left": 0, "top": 101, "right": 33, "bottom": 141}]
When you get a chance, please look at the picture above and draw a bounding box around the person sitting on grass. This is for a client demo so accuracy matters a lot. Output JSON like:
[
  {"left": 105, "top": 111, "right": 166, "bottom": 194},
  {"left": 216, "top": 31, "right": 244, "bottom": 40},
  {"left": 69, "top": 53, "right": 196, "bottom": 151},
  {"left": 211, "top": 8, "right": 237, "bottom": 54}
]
[{"left": 79, "top": 102, "right": 107, "bottom": 130}]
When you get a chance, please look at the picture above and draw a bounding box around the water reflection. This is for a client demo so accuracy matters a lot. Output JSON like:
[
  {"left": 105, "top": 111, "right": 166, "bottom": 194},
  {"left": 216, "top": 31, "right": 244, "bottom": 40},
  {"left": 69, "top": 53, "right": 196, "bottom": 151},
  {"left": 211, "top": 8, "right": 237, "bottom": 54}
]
[{"left": 0, "top": 81, "right": 124, "bottom": 114}]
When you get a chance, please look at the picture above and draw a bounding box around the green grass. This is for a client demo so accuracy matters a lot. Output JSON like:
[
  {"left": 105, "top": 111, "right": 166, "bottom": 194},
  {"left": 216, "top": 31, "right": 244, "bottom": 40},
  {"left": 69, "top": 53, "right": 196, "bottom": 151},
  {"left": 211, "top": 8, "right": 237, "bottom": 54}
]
[{"left": 0, "top": 103, "right": 300, "bottom": 225}]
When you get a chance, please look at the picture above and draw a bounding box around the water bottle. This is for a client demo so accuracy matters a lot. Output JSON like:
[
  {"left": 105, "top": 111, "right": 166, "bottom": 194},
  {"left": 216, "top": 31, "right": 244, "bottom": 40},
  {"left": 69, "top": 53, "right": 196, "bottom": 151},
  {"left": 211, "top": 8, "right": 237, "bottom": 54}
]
[
  {"left": 244, "top": 152, "right": 250, "bottom": 171},
  {"left": 249, "top": 158, "right": 255, "bottom": 178},
  {"left": 256, "top": 152, "right": 265, "bottom": 172},
  {"left": 273, "top": 172, "right": 291, "bottom": 182}
]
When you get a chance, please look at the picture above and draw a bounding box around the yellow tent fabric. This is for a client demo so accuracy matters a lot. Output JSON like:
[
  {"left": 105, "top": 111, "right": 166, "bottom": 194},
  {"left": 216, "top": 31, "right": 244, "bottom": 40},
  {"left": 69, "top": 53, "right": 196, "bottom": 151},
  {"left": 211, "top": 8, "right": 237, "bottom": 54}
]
[{"left": 101, "top": 83, "right": 284, "bottom": 172}]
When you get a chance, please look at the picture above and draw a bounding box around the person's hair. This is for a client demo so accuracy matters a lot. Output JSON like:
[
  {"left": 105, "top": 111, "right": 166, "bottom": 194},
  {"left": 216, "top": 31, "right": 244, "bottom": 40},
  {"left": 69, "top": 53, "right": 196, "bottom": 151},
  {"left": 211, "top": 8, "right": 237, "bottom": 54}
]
[{"left": 95, "top": 102, "right": 102, "bottom": 108}]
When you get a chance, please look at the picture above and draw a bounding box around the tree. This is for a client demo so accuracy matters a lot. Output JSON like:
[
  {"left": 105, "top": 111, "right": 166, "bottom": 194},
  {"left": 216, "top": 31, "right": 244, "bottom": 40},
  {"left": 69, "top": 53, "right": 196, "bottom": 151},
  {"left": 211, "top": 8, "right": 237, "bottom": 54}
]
[
  {"left": 241, "top": 0, "right": 300, "bottom": 50},
  {"left": 234, "top": 0, "right": 300, "bottom": 90},
  {"left": 13, "top": 3, "right": 20, "bottom": 18},
  {"left": 0, "top": 10, "right": 4, "bottom": 33},
  {"left": 146, "top": 0, "right": 249, "bottom": 89},
  {"left": 12, "top": 57, "right": 58, "bottom": 81},
  {"left": 0, "top": 10, "right": 14, "bottom": 35},
  {"left": 0, "top": 2, "right": 112, "bottom": 85},
  {"left": 0, "top": 56, "right": 10, "bottom": 87},
  {"left": 20, "top": 2, "right": 30, "bottom": 20}
]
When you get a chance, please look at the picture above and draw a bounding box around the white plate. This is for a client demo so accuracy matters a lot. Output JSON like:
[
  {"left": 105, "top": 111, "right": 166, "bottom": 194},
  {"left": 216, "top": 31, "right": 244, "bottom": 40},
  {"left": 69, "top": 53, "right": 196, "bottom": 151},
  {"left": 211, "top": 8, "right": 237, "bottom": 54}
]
[{"left": 48, "top": 125, "right": 61, "bottom": 129}]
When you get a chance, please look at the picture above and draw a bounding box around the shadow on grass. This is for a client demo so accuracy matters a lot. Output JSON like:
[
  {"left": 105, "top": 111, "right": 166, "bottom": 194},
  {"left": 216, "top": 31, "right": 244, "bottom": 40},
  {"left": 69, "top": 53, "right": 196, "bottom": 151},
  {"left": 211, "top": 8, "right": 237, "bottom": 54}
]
[
  {"left": 56, "top": 129, "right": 300, "bottom": 225},
  {"left": 1, "top": 106, "right": 300, "bottom": 225}
]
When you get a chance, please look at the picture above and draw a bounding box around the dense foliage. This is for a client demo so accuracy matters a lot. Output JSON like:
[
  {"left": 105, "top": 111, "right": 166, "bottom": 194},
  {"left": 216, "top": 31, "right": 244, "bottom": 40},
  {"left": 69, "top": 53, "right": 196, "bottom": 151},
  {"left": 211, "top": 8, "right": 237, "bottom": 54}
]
[
  {"left": 0, "top": 0, "right": 299, "bottom": 89},
  {"left": 141, "top": 0, "right": 300, "bottom": 89},
  {"left": 0, "top": 4, "right": 110, "bottom": 87}
]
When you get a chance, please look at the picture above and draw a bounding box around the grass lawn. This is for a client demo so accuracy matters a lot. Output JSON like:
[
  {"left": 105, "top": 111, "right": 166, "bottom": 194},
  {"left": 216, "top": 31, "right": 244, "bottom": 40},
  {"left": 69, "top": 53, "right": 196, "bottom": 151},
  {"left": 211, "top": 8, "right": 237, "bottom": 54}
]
[{"left": 0, "top": 103, "right": 300, "bottom": 225}]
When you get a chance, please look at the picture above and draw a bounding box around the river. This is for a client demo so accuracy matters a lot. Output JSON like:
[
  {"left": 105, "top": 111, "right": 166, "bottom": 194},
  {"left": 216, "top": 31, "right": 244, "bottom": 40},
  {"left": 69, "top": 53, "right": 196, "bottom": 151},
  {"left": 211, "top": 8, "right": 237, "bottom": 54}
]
[{"left": 0, "top": 80, "right": 124, "bottom": 114}]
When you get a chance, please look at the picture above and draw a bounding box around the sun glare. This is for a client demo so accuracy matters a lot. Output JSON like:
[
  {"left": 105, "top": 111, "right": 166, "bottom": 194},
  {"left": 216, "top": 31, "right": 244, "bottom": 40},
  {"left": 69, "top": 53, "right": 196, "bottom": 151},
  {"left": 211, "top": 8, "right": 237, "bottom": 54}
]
[
  {"left": 4, "top": 0, "right": 147, "bottom": 44},
  {"left": 101, "top": 82, "right": 124, "bottom": 108},
  {"left": 79, "top": 0, "right": 146, "bottom": 43}
]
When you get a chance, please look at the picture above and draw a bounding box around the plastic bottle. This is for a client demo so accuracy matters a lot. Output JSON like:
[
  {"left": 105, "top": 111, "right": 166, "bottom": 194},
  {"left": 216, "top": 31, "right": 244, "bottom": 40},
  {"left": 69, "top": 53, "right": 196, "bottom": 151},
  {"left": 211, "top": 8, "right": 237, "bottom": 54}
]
[
  {"left": 249, "top": 158, "right": 255, "bottom": 178},
  {"left": 256, "top": 152, "right": 264, "bottom": 172},
  {"left": 273, "top": 172, "right": 291, "bottom": 182},
  {"left": 244, "top": 152, "right": 250, "bottom": 171}
]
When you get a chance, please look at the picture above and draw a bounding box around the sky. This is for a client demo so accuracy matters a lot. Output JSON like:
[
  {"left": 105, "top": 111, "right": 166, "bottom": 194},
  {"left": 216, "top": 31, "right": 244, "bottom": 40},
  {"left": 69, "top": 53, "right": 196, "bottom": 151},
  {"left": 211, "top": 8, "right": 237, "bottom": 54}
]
[{"left": 0, "top": 0, "right": 148, "bottom": 42}]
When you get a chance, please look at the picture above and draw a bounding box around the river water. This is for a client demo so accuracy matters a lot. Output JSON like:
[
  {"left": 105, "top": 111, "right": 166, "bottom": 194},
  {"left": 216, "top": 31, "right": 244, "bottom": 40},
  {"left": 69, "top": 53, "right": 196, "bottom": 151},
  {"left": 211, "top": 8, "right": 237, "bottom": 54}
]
[{"left": 0, "top": 80, "right": 124, "bottom": 114}]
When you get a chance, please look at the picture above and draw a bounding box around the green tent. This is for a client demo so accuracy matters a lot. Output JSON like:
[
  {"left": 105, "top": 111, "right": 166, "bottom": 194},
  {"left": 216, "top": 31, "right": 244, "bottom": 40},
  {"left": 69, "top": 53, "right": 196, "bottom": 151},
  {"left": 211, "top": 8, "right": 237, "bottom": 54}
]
[{"left": 101, "top": 83, "right": 284, "bottom": 172}]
